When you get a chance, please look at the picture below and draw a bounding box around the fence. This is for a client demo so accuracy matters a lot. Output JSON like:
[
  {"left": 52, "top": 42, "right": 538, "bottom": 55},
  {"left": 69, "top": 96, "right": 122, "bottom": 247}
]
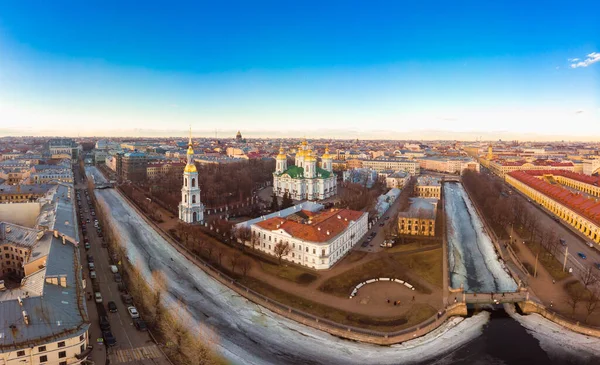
[{"left": 115, "top": 185, "right": 469, "bottom": 345}]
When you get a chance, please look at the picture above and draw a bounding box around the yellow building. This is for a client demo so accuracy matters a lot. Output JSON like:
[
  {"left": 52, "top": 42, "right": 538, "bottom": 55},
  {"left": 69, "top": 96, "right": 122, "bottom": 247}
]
[
  {"left": 415, "top": 176, "right": 441, "bottom": 199},
  {"left": 398, "top": 198, "right": 438, "bottom": 236},
  {"left": 506, "top": 171, "right": 600, "bottom": 245}
]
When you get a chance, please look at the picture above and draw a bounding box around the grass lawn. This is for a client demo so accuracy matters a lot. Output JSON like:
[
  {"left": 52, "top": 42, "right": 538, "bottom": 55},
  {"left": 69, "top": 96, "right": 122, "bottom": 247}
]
[
  {"left": 319, "top": 248, "right": 442, "bottom": 297},
  {"left": 259, "top": 261, "right": 318, "bottom": 285},
  {"left": 527, "top": 242, "right": 570, "bottom": 281},
  {"left": 387, "top": 241, "right": 440, "bottom": 254},
  {"left": 392, "top": 248, "right": 443, "bottom": 288},
  {"left": 241, "top": 276, "right": 437, "bottom": 331}
]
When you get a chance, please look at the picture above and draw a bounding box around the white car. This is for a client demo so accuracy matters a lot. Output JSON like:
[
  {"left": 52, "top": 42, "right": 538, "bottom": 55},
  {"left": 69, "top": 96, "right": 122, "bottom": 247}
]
[
  {"left": 127, "top": 306, "right": 140, "bottom": 319},
  {"left": 88, "top": 262, "right": 95, "bottom": 270},
  {"left": 90, "top": 271, "right": 97, "bottom": 279},
  {"left": 110, "top": 265, "right": 118, "bottom": 274},
  {"left": 587, "top": 242, "right": 595, "bottom": 248},
  {"left": 95, "top": 292, "right": 103, "bottom": 303}
]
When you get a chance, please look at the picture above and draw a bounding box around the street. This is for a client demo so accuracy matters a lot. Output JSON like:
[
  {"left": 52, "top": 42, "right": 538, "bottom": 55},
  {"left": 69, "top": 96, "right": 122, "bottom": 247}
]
[
  {"left": 482, "top": 168, "right": 600, "bottom": 284},
  {"left": 74, "top": 167, "right": 168, "bottom": 365}
]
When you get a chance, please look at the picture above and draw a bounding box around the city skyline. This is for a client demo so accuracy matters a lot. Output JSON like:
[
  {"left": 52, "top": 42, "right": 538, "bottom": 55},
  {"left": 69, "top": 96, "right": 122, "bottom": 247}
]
[{"left": 1, "top": 1, "right": 599, "bottom": 139}]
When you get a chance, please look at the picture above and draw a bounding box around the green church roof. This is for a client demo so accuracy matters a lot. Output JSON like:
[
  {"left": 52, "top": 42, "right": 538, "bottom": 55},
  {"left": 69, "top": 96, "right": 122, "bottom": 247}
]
[{"left": 279, "top": 165, "right": 332, "bottom": 179}]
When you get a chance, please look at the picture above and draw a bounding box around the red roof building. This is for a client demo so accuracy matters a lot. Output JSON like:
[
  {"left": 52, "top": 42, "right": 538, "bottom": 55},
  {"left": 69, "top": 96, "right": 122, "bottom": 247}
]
[{"left": 508, "top": 170, "right": 600, "bottom": 227}]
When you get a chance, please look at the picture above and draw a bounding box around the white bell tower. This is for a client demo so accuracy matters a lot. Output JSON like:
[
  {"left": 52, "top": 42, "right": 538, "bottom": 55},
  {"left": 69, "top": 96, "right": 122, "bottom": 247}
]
[{"left": 179, "top": 127, "right": 204, "bottom": 224}]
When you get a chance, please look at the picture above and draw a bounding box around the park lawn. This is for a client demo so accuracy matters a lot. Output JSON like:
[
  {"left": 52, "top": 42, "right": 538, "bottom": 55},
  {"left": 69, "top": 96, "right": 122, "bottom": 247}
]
[
  {"left": 259, "top": 261, "right": 318, "bottom": 285},
  {"left": 241, "top": 276, "right": 436, "bottom": 331},
  {"left": 392, "top": 248, "right": 443, "bottom": 288},
  {"left": 319, "top": 250, "right": 438, "bottom": 297},
  {"left": 387, "top": 241, "right": 440, "bottom": 254},
  {"left": 526, "top": 242, "right": 570, "bottom": 281}
]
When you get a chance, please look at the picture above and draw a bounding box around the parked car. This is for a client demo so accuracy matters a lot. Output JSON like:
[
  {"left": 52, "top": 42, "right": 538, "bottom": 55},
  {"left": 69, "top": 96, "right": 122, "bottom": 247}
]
[
  {"left": 133, "top": 318, "right": 148, "bottom": 331},
  {"left": 594, "top": 263, "right": 600, "bottom": 270},
  {"left": 379, "top": 222, "right": 385, "bottom": 227},
  {"left": 559, "top": 238, "right": 567, "bottom": 246},
  {"left": 107, "top": 301, "right": 118, "bottom": 313},
  {"left": 114, "top": 273, "right": 122, "bottom": 283},
  {"left": 380, "top": 241, "right": 393, "bottom": 248},
  {"left": 88, "top": 262, "right": 95, "bottom": 270},
  {"left": 587, "top": 242, "right": 595, "bottom": 248},
  {"left": 87, "top": 254, "right": 94, "bottom": 263},
  {"left": 577, "top": 252, "right": 587, "bottom": 260},
  {"left": 127, "top": 306, "right": 140, "bottom": 319},
  {"left": 102, "top": 331, "right": 117, "bottom": 347},
  {"left": 121, "top": 293, "right": 133, "bottom": 305},
  {"left": 89, "top": 271, "right": 96, "bottom": 279},
  {"left": 95, "top": 292, "right": 103, "bottom": 303},
  {"left": 110, "top": 265, "right": 118, "bottom": 274},
  {"left": 85, "top": 242, "right": 91, "bottom": 250},
  {"left": 99, "top": 315, "right": 111, "bottom": 331}
]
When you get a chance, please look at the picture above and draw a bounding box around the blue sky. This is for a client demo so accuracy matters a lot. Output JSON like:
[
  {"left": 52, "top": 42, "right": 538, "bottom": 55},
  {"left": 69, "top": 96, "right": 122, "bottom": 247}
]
[{"left": 0, "top": 1, "right": 599, "bottom": 140}]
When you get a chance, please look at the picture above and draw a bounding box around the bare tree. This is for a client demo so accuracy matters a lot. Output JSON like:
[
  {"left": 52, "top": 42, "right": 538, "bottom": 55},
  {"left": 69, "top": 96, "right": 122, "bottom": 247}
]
[
  {"left": 151, "top": 270, "right": 167, "bottom": 323},
  {"left": 566, "top": 285, "right": 586, "bottom": 316},
  {"left": 585, "top": 288, "right": 600, "bottom": 324},
  {"left": 239, "top": 257, "right": 252, "bottom": 276},
  {"left": 582, "top": 266, "right": 599, "bottom": 289},
  {"left": 273, "top": 241, "right": 292, "bottom": 264},
  {"left": 234, "top": 226, "right": 252, "bottom": 246},
  {"left": 230, "top": 252, "right": 241, "bottom": 273},
  {"left": 216, "top": 248, "right": 224, "bottom": 266}
]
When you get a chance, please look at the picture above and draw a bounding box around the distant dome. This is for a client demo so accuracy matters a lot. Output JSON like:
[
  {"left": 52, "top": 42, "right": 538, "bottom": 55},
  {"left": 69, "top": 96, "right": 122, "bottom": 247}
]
[{"left": 236, "top": 131, "right": 242, "bottom": 140}]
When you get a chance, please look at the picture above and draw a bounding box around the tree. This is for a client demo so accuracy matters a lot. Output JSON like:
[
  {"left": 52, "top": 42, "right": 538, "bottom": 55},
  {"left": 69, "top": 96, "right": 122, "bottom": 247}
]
[
  {"left": 216, "top": 248, "right": 224, "bottom": 266},
  {"left": 566, "top": 284, "right": 586, "bottom": 316},
  {"left": 230, "top": 252, "right": 241, "bottom": 273},
  {"left": 239, "top": 257, "right": 252, "bottom": 276},
  {"left": 234, "top": 226, "right": 252, "bottom": 246},
  {"left": 582, "top": 266, "right": 599, "bottom": 289},
  {"left": 151, "top": 270, "right": 167, "bottom": 323},
  {"left": 273, "top": 241, "right": 292, "bottom": 264},
  {"left": 270, "top": 192, "right": 279, "bottom": 212},
  {"left": 281, "top": 191, "right": 294, "bottom": 209},
  {"left": 585, "top": 288, "right": 600, "bottom": 324}
]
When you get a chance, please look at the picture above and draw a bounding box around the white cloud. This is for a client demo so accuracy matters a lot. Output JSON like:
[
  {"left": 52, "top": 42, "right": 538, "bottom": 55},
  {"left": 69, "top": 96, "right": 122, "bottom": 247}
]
[
  {"left": 575, "top": 109, "right": 584, "bottom": 114},
  {"left": 569, "top": 52, "right": 600, "bottom": 68}
]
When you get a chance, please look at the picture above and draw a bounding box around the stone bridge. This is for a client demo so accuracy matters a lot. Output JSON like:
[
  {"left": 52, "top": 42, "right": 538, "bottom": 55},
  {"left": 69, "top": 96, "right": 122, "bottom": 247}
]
[{"left": 463, "top": 291, "right": 528, "bottom": 304}]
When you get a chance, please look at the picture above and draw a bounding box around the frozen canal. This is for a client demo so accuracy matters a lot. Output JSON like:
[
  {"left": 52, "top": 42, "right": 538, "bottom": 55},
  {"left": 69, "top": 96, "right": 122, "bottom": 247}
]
[
  {"left": 444, "top": 182, "right": 517, "bottom": 293},
  {"left": 88, "top": 168, "right": 600, "bottom": 364}
]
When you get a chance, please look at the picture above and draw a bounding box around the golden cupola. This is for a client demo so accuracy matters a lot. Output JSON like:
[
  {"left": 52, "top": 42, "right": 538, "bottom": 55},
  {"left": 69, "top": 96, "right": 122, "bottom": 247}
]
[
  {"left": 321, "top": 144, "right": 333, "bottom": 160},
  {"left": 305, "top": 149, "right": 317, "bottom": 162},
  {"left": 276, "top": 144, "right": 287, "bottom": 160},
  {"left": 184, "top": 127, "right": 197, "bottom": 173}
]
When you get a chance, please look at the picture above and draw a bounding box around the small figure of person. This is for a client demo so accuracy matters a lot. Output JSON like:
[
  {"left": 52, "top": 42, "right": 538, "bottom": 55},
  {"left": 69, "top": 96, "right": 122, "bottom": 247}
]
[{"left": 387, "top": 299, "right": 390, "bottom": 304}]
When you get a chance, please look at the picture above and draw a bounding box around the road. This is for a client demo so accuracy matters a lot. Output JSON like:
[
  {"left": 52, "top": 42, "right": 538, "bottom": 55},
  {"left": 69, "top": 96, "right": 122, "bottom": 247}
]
[
  {"left": 482, "top": 168, "right": 600, "bottom": 284},
  {"left": 75, "top": 167, "right": 168, "bottom": 365}
]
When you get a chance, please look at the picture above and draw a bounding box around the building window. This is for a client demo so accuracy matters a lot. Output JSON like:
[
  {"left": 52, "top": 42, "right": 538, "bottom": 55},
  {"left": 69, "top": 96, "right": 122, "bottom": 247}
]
[
  {"left": 59, "top": 351, "right": 66, "bottom": 358},
  {"left": 38, "top": 345, "right": 46, "bottom": 352},
  {"left": 40, "top": 355, "right": 48, "bottom": 363},
  {"left": 58, "top": 341, "right": 66, "bottom": 348},
  {"left": 60, "top": 362, "right": 67, "bottom": 365},
  {"left": 81, "top": 344, "right": 85, "bottom": 352},
  {"left": 17, "top": 350, "right": 26, "bottom": 356}
]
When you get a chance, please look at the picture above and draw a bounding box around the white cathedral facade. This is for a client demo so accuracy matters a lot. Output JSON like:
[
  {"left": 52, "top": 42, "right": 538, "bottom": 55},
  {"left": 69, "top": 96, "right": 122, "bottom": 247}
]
[
  {"left": 273, "top": 141, "right": 337, "bottom": 201},
  {"left": 179, "top": 132, "right": 205, "bottom": 223}
]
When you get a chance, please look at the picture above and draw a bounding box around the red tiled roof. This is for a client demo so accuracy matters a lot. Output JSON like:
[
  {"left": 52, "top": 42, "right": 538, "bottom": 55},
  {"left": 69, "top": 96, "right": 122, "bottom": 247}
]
[
  {"left": 521, "top": 170, "right": 600, "bottom": 186},
  {"left": 509, "top": 171, "right": 600, "bottom": 226},
  {"left": 255, "top": 208, "right": 364, "bottom": 242}
]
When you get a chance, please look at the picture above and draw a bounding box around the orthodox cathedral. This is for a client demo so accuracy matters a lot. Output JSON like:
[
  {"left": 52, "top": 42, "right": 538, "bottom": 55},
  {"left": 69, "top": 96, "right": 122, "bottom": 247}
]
[{"left": 273, "top": 140, "right": 337, "bottom": 201}]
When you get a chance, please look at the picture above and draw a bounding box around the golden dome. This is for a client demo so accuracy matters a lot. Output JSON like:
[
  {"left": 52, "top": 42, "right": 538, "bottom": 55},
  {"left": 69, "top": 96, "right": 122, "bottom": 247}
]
[
  {"left": 305, "top": 149, "right": 316, "bottom": 162},
  {"left": 184, "top": 163, "right": 197, "bottom": 173},
  {"left": 276, "top": 144, "right": 287, "bottom": 160},
  {"left": 187, "top": 145, "right": 194, "bottom": 155},
  {"left": 322, "top": 144, "right": 333, "bottom": 160},
  {"left": 301, "top": 140, "right": 308, "bottom": 146}
]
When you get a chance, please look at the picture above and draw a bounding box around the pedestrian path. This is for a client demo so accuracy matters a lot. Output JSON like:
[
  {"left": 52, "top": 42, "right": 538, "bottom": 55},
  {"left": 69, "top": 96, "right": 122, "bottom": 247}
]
[{"left": 108, "top": 345, "right": 163, "bottom": 364}]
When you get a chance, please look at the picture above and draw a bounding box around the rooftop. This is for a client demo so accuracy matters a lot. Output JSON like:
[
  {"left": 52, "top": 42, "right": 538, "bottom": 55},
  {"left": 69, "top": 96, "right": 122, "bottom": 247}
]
[
  {"left": 416, "top": 176, "right": 441, "bottom": 186},
  {"left": 254, "top": 208, "right": 365, "bottom": 243},
  {"left": 508, "top": 171, "right": 600, "bottom": 226},
  {"left": 398, "top": 198, "right": 438, "bottom": 220},
  {"left": 0, "top": 183, "right": 87, "bottom": 350}
]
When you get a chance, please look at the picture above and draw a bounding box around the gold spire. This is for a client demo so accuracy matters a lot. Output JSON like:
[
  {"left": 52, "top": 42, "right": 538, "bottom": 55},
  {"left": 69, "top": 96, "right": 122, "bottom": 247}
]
[{"left": 187, "top": 125, "right": 194, "bottom": 155}]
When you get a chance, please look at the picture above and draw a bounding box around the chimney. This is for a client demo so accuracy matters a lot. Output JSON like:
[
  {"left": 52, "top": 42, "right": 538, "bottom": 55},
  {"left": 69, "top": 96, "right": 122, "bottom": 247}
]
[
  {"left": 22, "top": 310, "right": 29, "bottom": 325},
  {"left": 53, "top": 230, "right": 59, "bottom": 238},
  {"left": 17, "top": 296, "right": 23, "bottom": 306},
  {"left": 62, "top": 236, "right": 66, "bottom": 245},
  {"left": 36, "top": 231, "right": 44, "bottom": 240}
]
